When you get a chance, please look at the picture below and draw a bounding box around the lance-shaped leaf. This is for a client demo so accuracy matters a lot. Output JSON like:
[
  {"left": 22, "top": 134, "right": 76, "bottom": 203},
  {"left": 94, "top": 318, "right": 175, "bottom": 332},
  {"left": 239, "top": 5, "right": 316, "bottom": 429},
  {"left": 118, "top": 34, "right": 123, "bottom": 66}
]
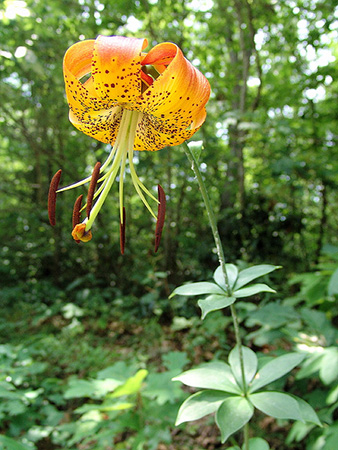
[
  {"left": 328, "top": 267, "right": 338, "bottom": 296},
  {"left": 175, "top": 390, "right": 231, "bottom": 425},
  {"left": 213, "top": 264, "right": 238, "bottom": 290},
  {"left": 216, "top": 396, "right": 254, "bottom": 443},
  {"left": 249, "top": 391, "right": 303, "bottom": 421},
  {"left": 173, "top": 361, "right": 241, "bottom": 394},
  {"left": 234, "top": 265, "right": 281, "bottom": 290},
  {"left": 198, "top": 295, "right": 236, "bottom": 319},
  {"left": 109, "top": 369, "right": 148, "bottom": 398},
  {"left": 233, "top": 283, "right": 276, "bottom": 298},
  {"left": 289, "top": 395, "right": 322, "bottom": 426},
  {"left": 229, "top": 346, "right": 258, "bottom": 389},
  {"left": 170, "top": 282, "right": 225, "bottom": 298},
  {"left": 250, "top": 353, "right": 306, "bottom": 393}
]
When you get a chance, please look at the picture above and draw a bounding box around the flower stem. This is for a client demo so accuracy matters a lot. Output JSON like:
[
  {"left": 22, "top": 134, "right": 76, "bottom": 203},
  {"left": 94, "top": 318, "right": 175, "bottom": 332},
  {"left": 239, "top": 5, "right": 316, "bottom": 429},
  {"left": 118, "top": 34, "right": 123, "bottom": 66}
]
[
  {"left": 183, "top": 141, "right": 249, "bottom": 446},
  {"left": 244, "top": 423, "right": 250, "bottom": 450}
]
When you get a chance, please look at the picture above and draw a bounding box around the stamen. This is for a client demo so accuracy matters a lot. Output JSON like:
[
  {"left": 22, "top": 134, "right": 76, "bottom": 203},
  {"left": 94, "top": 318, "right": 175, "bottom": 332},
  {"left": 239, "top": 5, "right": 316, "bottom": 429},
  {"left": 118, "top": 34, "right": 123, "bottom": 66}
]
[
  {"left": 84, "top": 109, "right": 132, "bottom": 231},
  {"left": 48, "top": 169, "right": 62, "bottom": 226},
  {"left": 120, "top": 207, "right": 126, "bottom": 255},
  {"left": 56, "top": 144, "right": 117, "bottom": 193},
  {"left": 128, "top": 147, "right": 157, "bottom": 218},
  {"left": 72, "top": 194, "right": 83, "bottom": 244},
  {"left": 86, "top": 162, "right": 101, "bottom": 218},
  {"left": 154, "top": 184, "right": 166, "bottom": 253}
]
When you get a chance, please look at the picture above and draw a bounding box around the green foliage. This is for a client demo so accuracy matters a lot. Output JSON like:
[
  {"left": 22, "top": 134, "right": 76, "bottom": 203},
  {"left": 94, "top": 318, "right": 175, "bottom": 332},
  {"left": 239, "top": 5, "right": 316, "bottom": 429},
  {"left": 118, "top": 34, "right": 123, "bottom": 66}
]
[
  {"left": 228, "top": 437, "right": 271, "bottom": 450},
  {"left": 174, "top": 346, "right": 320, "bottom": 443},
  {"left": 1, "top": 0, "right": 337, "bottom": 448},
  {"left": 53, "top": 351, "right": 188, "bottom": 449},
  {"left": 171, "top": 263, "right": 279, "bottom": 318}
]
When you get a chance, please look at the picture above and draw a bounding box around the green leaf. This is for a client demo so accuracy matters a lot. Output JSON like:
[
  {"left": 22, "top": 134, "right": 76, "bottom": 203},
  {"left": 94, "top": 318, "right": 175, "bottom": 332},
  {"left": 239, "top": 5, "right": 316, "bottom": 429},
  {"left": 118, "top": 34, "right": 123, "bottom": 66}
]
[
  {"left": 97, "top": 361, "right": 135, "bottom": 381},
  {"left": 216, "top": 396, "right": 254, "bottom": 443},
  {"left": 170, "top": 282, "right": 224, "bottom": 298},
  {"left": 230, "top": 439, "right": 270, "bottom": 450},
  {"left": 143, "top": 370, "right": 184, "bottom": 405},
  {"left": 0, "top": 384, "right": 22, "bottom": 400},
  {"left": 175, "top": 390, "right": 230, "bottom": 425},
  {"left": 320, "top": 347, "right": 338, "bottom": 385},
  {"left": 173, "top": 361, "right": 241, "bottom": 394},
  {"left": 245, "top": 303, "right": 297, "bottom": 328},
  {"left": 109, "top": 369, "right": 148, "bottom": 398},
  {"left": 0, "top": 435, "right": 32, "bottom": 450},
  {"left": 233, "top": 284, "right": 276, "bottom": 298},
  {"left": 328, "top": 267, "right": 338, "bottom": 296},
  {"left": 246, "top": 437, "right": 270, "bottom": 450},
  {"left": 229, "top": 346, "right": 258, "bottom": 388},
  {"left": 64, "top": 378, "right": 123, "bottom": 399},
  {"left": 214, "top": 264, "right": 238, "bottom": 290},
  {"left": 198, "top": 295, "right": 236, "bottom": 319},
  {"left": 249, "top": 391, "right": 303, "bottom": 421},
  {"left": 162, "top": 351, "right": 189, "bottom": 372},
  {"left": 296, "top": 352, "right": 324, "bottom": 379},
  {"left": 234, "top": 265, "right": 280, "bottom": 290},
  {"left": 291, "top": 395, "right": 322, "bottom": 426},
  {"left": 75, "top": 401, "right": 134, "bottom": 414},
  {"left": 250, "top": 353, "right": 306, "bottom": 392}
]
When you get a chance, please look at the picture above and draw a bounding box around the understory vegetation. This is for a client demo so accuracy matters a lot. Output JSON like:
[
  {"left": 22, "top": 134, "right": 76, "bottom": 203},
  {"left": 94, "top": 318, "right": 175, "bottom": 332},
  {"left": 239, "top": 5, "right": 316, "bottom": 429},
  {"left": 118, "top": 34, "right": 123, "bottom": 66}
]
[{"left": 1, "top": 0, "right": 337, "bottom": 449}]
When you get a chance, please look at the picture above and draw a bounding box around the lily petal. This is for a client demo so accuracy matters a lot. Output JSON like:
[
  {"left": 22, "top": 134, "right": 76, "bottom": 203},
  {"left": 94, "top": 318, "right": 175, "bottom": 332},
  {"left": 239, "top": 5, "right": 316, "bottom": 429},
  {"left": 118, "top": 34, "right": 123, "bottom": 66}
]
[
  {"left": 91, "top": 35, "right": 148, "bottom": 101},
  {"left": 138, "top": 42, "right": 210, "bottom": 130},
  {"left": 133, "top": 113, "right": 204, "bottom": 151},
  {"left": 68, "top": 106, "right": 123, "bottom": 144}
]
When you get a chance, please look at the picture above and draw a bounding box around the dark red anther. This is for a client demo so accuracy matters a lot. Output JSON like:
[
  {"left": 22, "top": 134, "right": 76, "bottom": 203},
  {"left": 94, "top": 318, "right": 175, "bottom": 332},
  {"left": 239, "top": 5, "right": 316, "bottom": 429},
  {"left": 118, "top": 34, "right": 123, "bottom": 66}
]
[
  {"left": 48, "top": 169, "right": 62, "bottom": 226},
  {"left": 120, "top": 207, "right": 126, "bottom": 255},
  {"left": 86, "top": 162, "right": 101, "bottom": 218},
  {"left": 72, "top": 194, "right": 83, "bottom": 243},
  {"left": 154, "top": 184, "right": 166, "bottom": 253}
]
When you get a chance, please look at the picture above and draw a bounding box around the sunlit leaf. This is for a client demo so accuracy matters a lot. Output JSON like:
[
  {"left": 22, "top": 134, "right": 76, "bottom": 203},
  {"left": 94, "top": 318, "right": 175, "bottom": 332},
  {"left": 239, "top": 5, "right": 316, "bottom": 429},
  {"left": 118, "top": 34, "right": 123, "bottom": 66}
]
[
  {"left": 213, "top": 264, "right": 238, "bottom": 290},
  {"left": 290, "top": 395, "right": 322, "bottom": 426},
  {"left": 216, "top": 396, "right": 254, "bottom": 443},
  {"left": 250, "top": 353, "right": 305, "bottom": 392},
  {"left": 234, "top": 265, "right": 280, "bottom": 290},
  {"left": 109, "top": 369, "right": 148, "bottom": 398},
  {"left": 175, "top": 390, "right": 230, "bottom": 425},
  {"left": 170, "top": 282, "right": 224, "bottom": 298},
  {"left": 233, "top": 284, "right": 276, "bottom": 298},
  {"left": 198, "top": 294, "right": 236, "bottom": 319},
  {"left": 173, "top": 361, "right": 241, "bottom": 394},
  {"left": 249, "top": 391, "right": 303, "bottom": 421},
  {"left": 229, "top": 346, "right": 258, "bottom": 388}
]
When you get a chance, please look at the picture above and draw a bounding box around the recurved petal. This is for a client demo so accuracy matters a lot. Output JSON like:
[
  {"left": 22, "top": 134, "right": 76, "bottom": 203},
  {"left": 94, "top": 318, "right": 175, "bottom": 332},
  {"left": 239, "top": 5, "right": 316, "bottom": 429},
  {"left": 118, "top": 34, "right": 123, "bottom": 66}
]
[
  {"left": 133, "top": 112, "right": 203, "bottom": 151},
  {"left": 138, "top": 42, "right": 210, "bottom": 131},
  {"left": 91, "top": 35, "right": 148, "bottom": 102},
  {"left": 69, "top": 106, "right": 123, "bottom": 144},
  {"left": 63, "top": 40, "right": 96, "bottom": 110}
]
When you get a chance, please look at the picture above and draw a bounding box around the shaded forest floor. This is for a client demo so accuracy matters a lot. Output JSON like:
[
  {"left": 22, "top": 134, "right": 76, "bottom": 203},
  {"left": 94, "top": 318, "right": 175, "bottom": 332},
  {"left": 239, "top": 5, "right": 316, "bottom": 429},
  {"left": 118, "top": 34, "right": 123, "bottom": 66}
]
[{"left": 0, "top": 282, "right": 320, "bottom": 449}]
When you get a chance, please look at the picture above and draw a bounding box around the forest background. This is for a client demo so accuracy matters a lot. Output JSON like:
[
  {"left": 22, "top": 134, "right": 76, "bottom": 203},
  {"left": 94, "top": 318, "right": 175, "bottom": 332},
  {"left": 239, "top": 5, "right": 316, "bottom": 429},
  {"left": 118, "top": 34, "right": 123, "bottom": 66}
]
[{"left": 0, "top": 0, "right": 337, "bottom": 449}]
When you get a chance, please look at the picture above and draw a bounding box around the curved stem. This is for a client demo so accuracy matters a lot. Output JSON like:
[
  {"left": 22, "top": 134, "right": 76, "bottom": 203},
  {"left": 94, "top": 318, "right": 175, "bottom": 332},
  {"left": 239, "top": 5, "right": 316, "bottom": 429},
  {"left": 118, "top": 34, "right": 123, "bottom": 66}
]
[{"left": 183, "top": 141, "right": 249, "bottom": 446}]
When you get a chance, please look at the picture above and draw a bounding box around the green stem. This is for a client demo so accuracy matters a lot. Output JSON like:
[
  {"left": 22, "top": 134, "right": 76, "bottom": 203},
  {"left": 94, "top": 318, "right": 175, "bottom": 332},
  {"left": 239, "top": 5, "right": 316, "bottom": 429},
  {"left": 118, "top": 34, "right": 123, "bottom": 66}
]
[
  {"left": 244, "top": 423, "right": 250, "bottom": 450},
  {"left": 183, "top": 141, "right": 249, "bottom": 447}
]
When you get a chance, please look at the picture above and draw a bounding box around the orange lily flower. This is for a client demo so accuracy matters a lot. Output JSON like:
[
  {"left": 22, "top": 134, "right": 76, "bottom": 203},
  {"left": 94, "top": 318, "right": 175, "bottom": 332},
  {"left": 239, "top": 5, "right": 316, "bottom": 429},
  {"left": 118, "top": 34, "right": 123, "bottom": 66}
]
[{"left": 48, "top": 35, "right": 210, "bottom": 253}]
